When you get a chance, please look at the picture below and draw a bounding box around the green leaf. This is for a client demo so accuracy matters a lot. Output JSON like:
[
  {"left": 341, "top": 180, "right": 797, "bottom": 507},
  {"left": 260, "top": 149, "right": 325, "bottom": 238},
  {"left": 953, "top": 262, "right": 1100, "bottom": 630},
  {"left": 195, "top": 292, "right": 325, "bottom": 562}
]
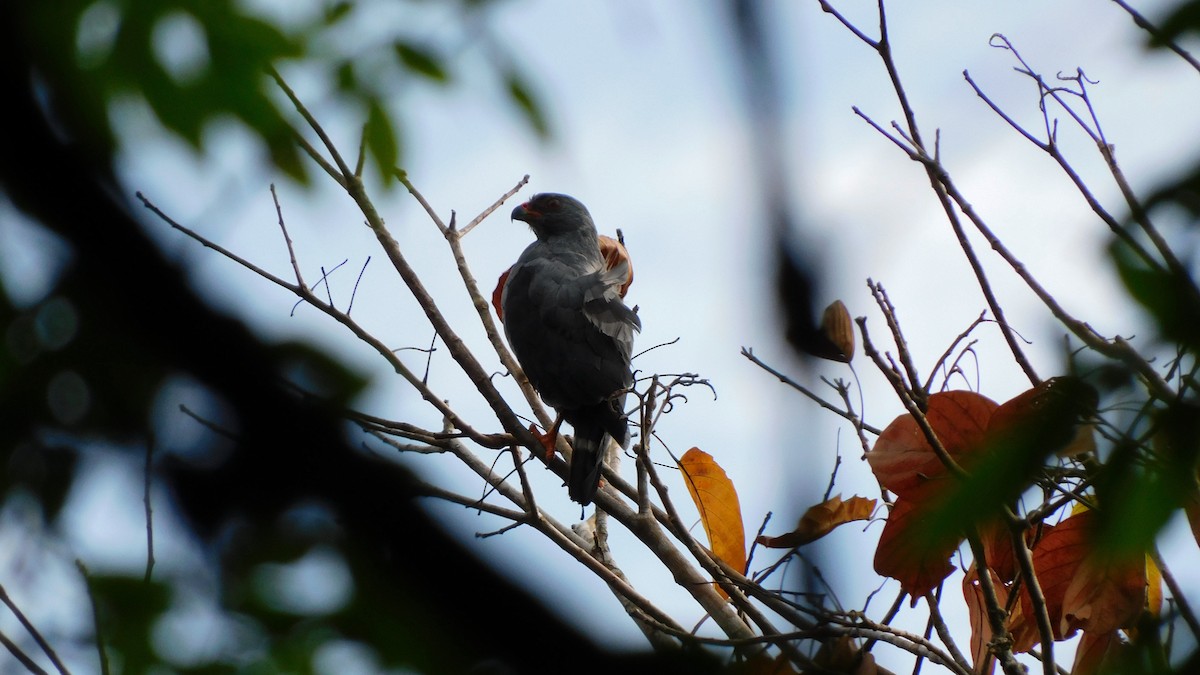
[
  {"left": 505, "top": 69, "right": 549, "bottom": 138},
  {"left": 324, "top": 1, "right": 354, "bottom": 25},
  {"left": 364, "top": 98, "right": 400, "bottom": 183},
  {"left": 87, "top": 574, "right": 173, "bottom": 673},
  {"left": 267, "top": 129, "right": 309, "bottom": 184},
  {"left": 1109, "top": 238, "right": 1200, "bottom": 348},
  {"left": 336, "top": 60, "right": 357, "bottom": 91},
  {"left": 393, "top": 41, "right": 449, "bottom": 83}
]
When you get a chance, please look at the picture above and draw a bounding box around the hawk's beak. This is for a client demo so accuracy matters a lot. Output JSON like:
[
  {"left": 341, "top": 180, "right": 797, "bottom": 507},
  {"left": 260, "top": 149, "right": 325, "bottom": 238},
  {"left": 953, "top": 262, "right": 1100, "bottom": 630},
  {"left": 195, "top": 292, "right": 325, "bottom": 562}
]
[{"left": 511, "top": 203, "right": 536, "bottom": 222}]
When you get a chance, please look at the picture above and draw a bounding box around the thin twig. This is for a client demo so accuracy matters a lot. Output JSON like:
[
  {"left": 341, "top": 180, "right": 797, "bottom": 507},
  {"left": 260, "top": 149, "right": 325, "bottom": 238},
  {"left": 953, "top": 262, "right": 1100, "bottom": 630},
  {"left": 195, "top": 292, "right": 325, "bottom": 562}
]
[
  {"left": 269, "top": 67, "right": 354, "bottom": 180},
  {"left": 1153, "top": 547, "right": 1200, "bottom": 641},
  {"left": 347, "top": 256, "right": 370, "bottom": 316},
  {"left": 964, "top": 532, "right": 1026, "bottom": 675},
  {"left": 742, "top": 348, "right": 881, "bottom": 435},
  {"left": 0, "top": 582, "right": 70, "bottom": 675},
  {"left": 0, "top": 631, "right": 49, "bottom": 675},
  {"left": 858, "top": 317, "right": 968, "bottom": 479},
  {"left": 921, "top": 590, "right": 973, "bottom": 674},
  {"left": 142, "top": 437, "right": 155, "bottom": 583},
  {"left": 459, "top": 174, "right": 530, "bottom": 236},
  {"left": 270, "top": 183, "right": 306, "bottom": 288},
  {"left": 76, "top": 561, "right": 110, "bottom": 675},
  {"left": 869, "top": 281, "right": 926, "bottom": 406},
  {"left": 142, "top": 194, "right": 504, "bottom": 447}
]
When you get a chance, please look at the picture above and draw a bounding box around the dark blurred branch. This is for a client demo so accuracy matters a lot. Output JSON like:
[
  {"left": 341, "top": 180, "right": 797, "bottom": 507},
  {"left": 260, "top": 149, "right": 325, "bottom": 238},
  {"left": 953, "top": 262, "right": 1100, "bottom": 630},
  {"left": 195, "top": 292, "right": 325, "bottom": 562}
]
[
  {"left": 0, "top": 631, "right": 49, "bottom": 675},
  {"left": 1111, "top": 0, "right": 1200, "bottom": 73}
]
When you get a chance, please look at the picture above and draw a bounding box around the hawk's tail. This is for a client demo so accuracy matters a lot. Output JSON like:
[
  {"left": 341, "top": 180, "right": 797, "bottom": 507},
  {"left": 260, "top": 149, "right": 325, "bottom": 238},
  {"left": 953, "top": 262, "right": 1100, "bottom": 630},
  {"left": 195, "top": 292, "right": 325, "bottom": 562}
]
[{"left": 568, "top": 407, "right": 630, "bottom": 506}]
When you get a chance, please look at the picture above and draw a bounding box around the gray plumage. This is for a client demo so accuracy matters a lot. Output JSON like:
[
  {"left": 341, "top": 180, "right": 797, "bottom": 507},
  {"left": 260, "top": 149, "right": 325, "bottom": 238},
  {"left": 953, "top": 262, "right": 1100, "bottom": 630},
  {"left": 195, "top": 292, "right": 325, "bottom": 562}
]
[{"left": 501, "top": 193, "right": 641, "bottom": 505}]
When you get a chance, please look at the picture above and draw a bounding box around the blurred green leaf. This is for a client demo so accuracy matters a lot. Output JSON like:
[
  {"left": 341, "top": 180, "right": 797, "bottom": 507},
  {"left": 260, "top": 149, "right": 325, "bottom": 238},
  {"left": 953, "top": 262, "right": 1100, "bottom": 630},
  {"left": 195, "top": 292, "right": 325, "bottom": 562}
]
[
  {"left": 1110, "top": 239, "right": 1200, "bottom": 348},
  {"left": 336, "top": 59, "right": 357, "bottom": 91},
  {"left": 394, "top": 41, "right": 449, "bottom": 83},
  {"left": 364, "top": 98, "right": 400, "bottom": 183},
  {"left": 506, "top": 69, "right": 550, "bottom": 138},
  {"left": 1092, "top": 402, "right": 1200, "bottom": 557},
  {"left": 324, "top": 1, "right": 354, "bottom": 25},
  {"left": 267, "top": 131, "right": 309, "bottom": 183},
  {"left": 87, "top": 574, "right": 173, "bottom": 673},
  {"left": 1141, "top": 160, "right": 1200, "bottom": 217}
]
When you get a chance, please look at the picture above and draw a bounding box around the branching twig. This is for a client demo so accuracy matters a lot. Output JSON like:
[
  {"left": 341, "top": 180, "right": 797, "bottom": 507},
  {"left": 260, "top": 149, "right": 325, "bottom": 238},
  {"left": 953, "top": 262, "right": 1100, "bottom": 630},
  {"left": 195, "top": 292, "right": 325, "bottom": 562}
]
[{"left": 742, "top": 348, "right": 881, "bottom": 435}]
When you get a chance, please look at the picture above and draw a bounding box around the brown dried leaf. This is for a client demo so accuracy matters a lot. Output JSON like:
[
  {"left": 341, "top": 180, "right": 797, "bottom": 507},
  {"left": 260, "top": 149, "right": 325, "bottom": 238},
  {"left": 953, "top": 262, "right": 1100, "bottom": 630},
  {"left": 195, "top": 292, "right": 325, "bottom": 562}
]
[
  {"left": 1016, "top": 515, "right": 1081, "bottom": 647},
  {"left": 813, "top": 635, "right": 878, "bottom": 675},
  {"left": 598, "top": 234, "right": 633, "bottom": 297},
  {"left": 1062, "top": 546, "right": 1147, "bottom": 636},
  {"left": 756, "top": 495, "right": 876, "bottom": 548},
  {"left": 986, "top": 377, "right": 1098, "bottom": 447},
  {"left": 1014, "top": 508, "right": 1147, "bottom": 652},
  {"left": 679, "top": 447, "right": 746, "bottom": 598},
  {"left": 867, "top": 390, "right": 997, "bottom": 498},
  {"left": 873, "top": 485, "right": 959, "bottom": 597},
  {"left": 1072, "top": 629, "right": 1120, "bottom": 675},
  {"left": 816, "top": 299, "right": 855, "bottom": 362},
  {"left": 963, "top": 563, "right": 1005, "bottom": 675}
]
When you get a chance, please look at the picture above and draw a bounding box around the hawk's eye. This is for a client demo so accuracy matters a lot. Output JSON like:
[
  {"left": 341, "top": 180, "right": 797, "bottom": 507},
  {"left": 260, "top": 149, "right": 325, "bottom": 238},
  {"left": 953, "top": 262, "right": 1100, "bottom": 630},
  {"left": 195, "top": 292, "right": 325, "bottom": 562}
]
[{"left": 545, "top": 197, "right": 561, "bottom": 210}]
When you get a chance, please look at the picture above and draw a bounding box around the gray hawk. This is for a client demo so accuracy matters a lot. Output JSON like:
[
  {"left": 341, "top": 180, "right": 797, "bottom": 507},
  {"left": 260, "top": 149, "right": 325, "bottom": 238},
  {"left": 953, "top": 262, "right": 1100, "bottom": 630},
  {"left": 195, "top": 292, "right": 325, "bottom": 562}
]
[{"left": 501, "top": 193, "right": 641, "bottom": 505}]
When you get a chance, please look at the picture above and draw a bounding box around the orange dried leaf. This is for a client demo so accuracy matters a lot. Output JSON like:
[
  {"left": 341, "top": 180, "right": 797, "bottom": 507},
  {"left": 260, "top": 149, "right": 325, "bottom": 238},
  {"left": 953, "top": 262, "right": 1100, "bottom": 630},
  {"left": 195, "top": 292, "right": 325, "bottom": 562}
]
[
  {"left": 492, "top": 267, "right": 512, "bottom": 321},
  {"left": 873, "top": 487, "right": 959, "bottom": 597},
  {"left": 868, "top": 390, "right": 997, "bottom": 498},
  {"left": 977, "top": 518, "right": 1019, "bottom": 583},
  {"left": 1016, "top": 508, "right": 1146, "bottom": 650},
  {"left": 1019, "top": 514, "right": 1084, "bottom": 646},
  {"left": 756, "top": 495, "right": 876, "bottom": 548},
  {"left": 679, "top": 448, "right": 746, "bottom": 597},
  {"left": 598, "top": 234, "right": 634, "bottom": 297}
]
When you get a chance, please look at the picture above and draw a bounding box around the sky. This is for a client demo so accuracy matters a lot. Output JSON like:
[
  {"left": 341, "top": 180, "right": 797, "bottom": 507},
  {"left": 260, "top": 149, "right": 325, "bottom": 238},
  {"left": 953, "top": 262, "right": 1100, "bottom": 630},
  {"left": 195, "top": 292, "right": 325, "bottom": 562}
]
[{"left": 3, "top": 0, "right": 1199, "bottom": 672}]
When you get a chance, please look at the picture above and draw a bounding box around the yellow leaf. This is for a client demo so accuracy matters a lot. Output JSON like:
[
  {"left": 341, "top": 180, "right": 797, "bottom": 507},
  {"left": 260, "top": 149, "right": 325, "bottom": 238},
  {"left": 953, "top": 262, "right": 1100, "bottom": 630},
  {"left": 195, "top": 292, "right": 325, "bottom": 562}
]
[
  {"left": 756, "top": 494, "right": 876, "bottom": 548},
  {"left": 679, "top": 447, "right": 746, "bottom": 598},
  {"left": 1146, "top": 554, "right": 1162, "bottom": 617}
]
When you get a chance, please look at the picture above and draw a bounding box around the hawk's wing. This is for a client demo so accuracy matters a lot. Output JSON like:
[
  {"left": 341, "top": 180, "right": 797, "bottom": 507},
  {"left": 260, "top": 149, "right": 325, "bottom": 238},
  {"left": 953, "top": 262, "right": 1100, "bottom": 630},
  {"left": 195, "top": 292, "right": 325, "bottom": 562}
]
[{"left": 502, "top": 246, "right": 639, "bottom": 411}]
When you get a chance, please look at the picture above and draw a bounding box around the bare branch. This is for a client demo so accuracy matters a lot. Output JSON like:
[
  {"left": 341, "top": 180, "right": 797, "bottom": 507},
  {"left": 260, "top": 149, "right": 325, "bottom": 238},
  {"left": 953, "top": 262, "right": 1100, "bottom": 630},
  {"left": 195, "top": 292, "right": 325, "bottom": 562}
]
[
  {"left": 741, "top": 347, "right": 881, "bottom": 435},
  {"left": 0, "top": 580, "right": 69, "bottom": 675}
]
